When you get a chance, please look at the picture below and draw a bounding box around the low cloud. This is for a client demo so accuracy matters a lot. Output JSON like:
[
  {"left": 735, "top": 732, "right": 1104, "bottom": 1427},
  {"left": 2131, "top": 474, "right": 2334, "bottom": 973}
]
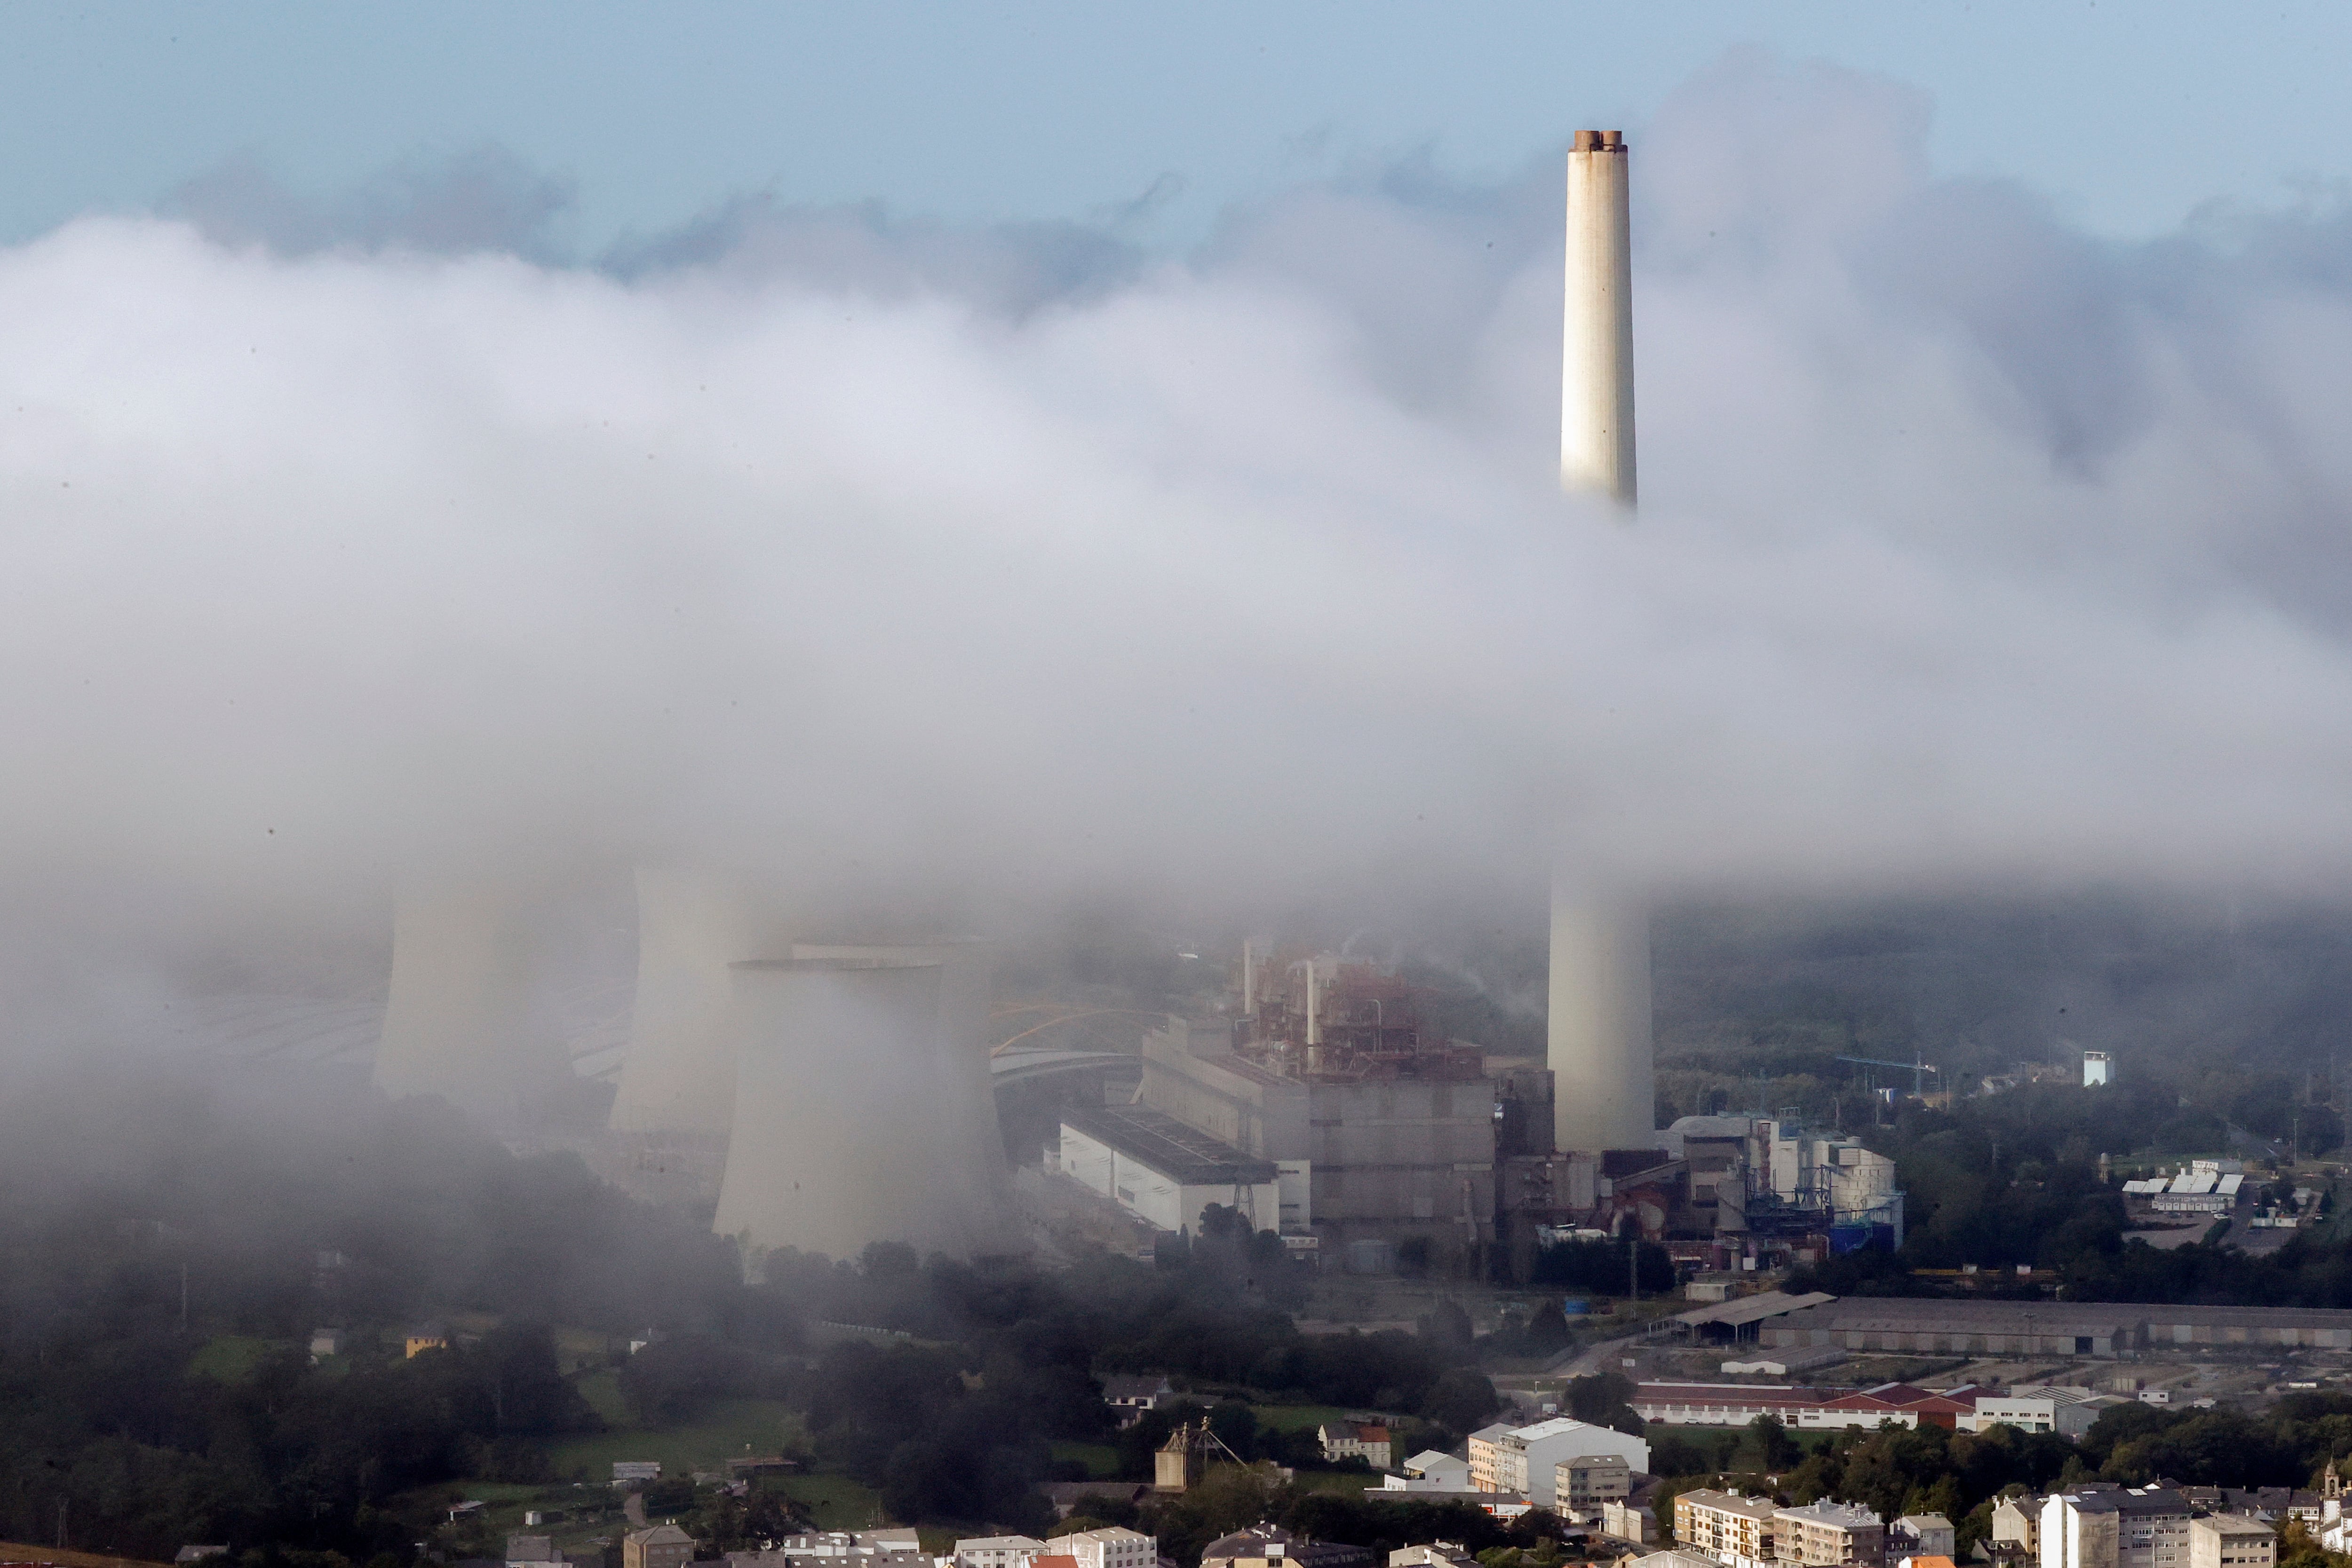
[{"left": 4, "top": 51, "right": 2352, "bottom": 1026}]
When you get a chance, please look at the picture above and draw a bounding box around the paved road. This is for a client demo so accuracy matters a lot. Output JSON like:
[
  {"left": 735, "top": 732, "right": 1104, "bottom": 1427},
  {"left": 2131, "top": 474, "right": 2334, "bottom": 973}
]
[{"left": 1546, "top": 1326, "right": 1652, "bottom": 1380}]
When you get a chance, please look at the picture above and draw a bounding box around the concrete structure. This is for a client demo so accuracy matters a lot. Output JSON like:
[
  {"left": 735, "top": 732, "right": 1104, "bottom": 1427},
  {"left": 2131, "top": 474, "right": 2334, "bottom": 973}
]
[
  {"left": 954, "top": 1539, "right": 1048, "bottom": 1568},
  {"left": 1319, "top": 1420, "right": 1392, "bottom": 1468},
  {"left": 1136, "top": 992, "right": 1497, "bottom": 1266},
  {"left": 508, "top": 1536, "right": 561, "bottom": 1567},
  {"left": 1557, "top": 1453, "right": 1632, "bottom": 1514},
  {"left": 1606, "top": 1503, "right": 1659, "bottom": 1546},
  {"left": 624, "top": 1526, "right": 697, "bottom": 1568},
  {"left": 2186, "top": 1520, "right": 2273, "bottom": 1568},
  {"left": 1058, "top": 1104, "right": 1280, "bottom": 1234},
  {"left": 1469, "top": 1417, "right": 1649, "bottom": 1507},
  {"left": 2040, "top": 1488, "right": 2192, "bottom": 1568},
  {"left": 2084, "top": 1052, "right": 2112, "bottom": 1087},
  {"left": 405, "top": 1323, "right": 450, "bottom": 1358},
  {"left": 1774, "top": 1501, "right": 1884, "bottom": 1568},
  {"left": 1675, "top": 1490, "right": 1778, "bottom": 1568},
  {"left": 712, "top": 956, "right": 994, "bottom": 1260},
  {"left": 1052, "top": 1529, "right": 1155, "bottom": 1568},
  {"left": 376, "top": 886, "right": 558, "bottom": 1107}
]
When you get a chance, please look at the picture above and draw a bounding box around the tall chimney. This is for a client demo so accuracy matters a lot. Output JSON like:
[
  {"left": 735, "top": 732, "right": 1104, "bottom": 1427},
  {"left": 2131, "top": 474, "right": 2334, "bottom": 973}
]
[
  {"left": 1561, "top": 128, "right": 1636, "bottom": 507},
  {"left": 1551, "top": 130, "right": 1655, "bottom": 1155}
]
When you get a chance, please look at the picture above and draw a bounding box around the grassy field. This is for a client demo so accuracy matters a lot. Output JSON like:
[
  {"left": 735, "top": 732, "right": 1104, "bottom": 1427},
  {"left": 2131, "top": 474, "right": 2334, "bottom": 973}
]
[
  {"left": 1051, "top": 1441, "right": 1121, "bottom": 1479},
  {"left": 1245, "top": 1403, "right": 1358, "bottom": 1433},
  {"left": 0, "top": 1543, "right": 170, "bottom": 1568},
  {"left": 543, "top": 1398, "right": 803, "bottom": 1481},
  {"left": 188, "top": 1335, "right": 296, "bottom": 1383},
  {"left": 773, "top": 1473, "right": 886, "bottom": 1531}
]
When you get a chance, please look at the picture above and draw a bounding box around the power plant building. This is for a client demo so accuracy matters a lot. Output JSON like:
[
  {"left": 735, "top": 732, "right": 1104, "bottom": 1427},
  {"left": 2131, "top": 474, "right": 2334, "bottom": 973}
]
[{"left": 1121, "top": 958, "right": 1500, "bottom": 1268}]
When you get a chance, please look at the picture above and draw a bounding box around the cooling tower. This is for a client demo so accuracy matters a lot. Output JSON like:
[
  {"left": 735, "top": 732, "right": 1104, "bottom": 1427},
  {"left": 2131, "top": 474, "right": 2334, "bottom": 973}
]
[
  {"left": 792, "top": 937, "right": 1009, "bottom": 1235},
  {"left": 711, "top": 956, "right": 1001, "bottom": 1260},
  {"left": 374, "top": 886, "right": 555, "bottom": 1108},
  {"left": 1550, "top": 130, "right": 1657, "bottom": 1153},
  {"left": 610, "top": 868, "right": 771, "bottom": 1133}
]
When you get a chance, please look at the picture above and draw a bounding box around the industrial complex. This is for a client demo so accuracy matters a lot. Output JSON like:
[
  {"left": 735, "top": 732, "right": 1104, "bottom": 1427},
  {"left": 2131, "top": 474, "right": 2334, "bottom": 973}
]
[{"left": 347, "top": 123, "right": 1923, "bottom": 1283}]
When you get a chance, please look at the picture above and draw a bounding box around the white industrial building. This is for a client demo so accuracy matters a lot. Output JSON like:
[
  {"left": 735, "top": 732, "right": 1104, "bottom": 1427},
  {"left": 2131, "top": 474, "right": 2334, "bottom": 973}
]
[
  {"left": 1055, "top": 1105, "right": 1281, "bottom": 1235},
  {"left": 1962, "top": 1386, "right": 2112, "bottom": 1440},
  {"left": 1467, "top": 1417, "right": 1649, "bottom": 1508}
]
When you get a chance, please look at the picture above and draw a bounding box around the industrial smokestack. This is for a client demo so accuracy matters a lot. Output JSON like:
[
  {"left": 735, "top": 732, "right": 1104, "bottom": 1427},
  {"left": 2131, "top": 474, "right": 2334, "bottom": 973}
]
[
  {"left": 1550, "top": 130, "right": 1656, "bottom": 1154},
  {"left": 1562, "top": 128, "right": 1635, "bottom": 506},
  {"left": 1547, "top": 882, "right": 1655, "bottom": 1152}
]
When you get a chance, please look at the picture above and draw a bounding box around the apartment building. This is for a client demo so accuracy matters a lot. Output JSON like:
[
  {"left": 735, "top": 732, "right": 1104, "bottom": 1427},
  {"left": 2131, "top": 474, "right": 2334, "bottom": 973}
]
[
  {"left": 1675, "top": 1489, "right": 1779, "bottom": 1568},
  {"left": 1774, "top": 1501, "right": 1886, "bottom": 1568},
  {"left": 1992, "top": 1498, "right": 2040, "bottom": 1556},
  {"left": 955, "top": 1539, "right": 1048, "bottom": 1568},
  {"left": 1892, "top": 1517, "right": 1956, "bottom": 1560},
  {"left": 2039, "top": 1488, "right": 2192, "bottom": 1568},
  {"left": 1557, "top": 1454, "right": 1632, "bottom": 1514},
  {"left": 1053, "top": 1530, "right": 1156, "bottom": 1568},
  {"left": 2186, "top": 1518, "right": 2274, "bottom": 1568},
  {"left": 1319, "top": 1421, "right": 1393, "bottom": 1469}
]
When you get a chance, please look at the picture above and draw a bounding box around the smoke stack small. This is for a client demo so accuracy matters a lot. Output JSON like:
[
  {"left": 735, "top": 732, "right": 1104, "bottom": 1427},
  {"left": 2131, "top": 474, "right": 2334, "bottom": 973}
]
[{"left": 1562, "top": 128, "right": 1636, "bottom": 507}]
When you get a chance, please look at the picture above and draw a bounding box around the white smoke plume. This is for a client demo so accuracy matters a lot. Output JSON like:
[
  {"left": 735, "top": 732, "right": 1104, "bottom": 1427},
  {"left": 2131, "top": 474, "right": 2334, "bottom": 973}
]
[{"left": 5, "top": 51, "right": 2352, "bottom": 1022}]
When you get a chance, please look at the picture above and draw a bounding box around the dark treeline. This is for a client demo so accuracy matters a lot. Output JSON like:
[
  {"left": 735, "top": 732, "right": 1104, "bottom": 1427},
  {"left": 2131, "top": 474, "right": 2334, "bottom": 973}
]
[{"left": 0, "top": 1070, "right": 1501, "bottom": 1562}]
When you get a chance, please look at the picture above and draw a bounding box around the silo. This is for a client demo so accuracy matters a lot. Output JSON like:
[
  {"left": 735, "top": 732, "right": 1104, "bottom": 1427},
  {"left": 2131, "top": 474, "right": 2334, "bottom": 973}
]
[
  {"left": 1551, "top": 129, "right": 1656, "bottom": 1153},
  {"left": 711, "top": 956, "right": 994, "bottom": 1260},
  {"left": 374, "top": 885, "right": 555, "bottom": 1109}
]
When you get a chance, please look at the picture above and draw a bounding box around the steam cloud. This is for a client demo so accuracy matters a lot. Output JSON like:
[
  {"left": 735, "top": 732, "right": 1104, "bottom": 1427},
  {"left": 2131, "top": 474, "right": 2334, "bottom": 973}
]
[{"left": 5, "top": 52, "right": 2352, "bottom": 1022}]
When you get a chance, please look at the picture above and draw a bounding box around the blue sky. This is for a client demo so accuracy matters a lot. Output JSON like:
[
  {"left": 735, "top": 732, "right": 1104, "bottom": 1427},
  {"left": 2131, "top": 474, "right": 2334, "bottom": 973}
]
[{"left": 3, "top": 1, "right": 2349, "bottom": 254}]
